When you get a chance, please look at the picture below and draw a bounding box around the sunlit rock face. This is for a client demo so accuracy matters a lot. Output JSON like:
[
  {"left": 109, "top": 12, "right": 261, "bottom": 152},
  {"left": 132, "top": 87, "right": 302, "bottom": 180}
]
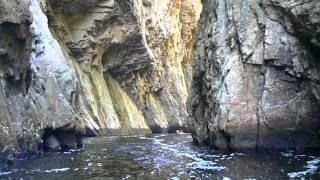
[
  {"left": 44, "top": 0, "right": 202, "bottom": 133},
  {"left": 0, "top": 0, "right": 202, "bottom": 159},
  {"left": 44, "top": 0, "right": 152, "bottom": 135},
  {"left": 141, "top": 0, "right": 202, "bottom": 132},
  {"left": 188, "top": 0, "right": 320, "bottom": 151}
]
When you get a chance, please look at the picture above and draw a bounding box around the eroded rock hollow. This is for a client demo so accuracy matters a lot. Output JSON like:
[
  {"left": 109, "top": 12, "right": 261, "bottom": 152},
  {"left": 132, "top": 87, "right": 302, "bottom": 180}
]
[{"left": 188, "top": 0, "right": 320, "bottom": 151}]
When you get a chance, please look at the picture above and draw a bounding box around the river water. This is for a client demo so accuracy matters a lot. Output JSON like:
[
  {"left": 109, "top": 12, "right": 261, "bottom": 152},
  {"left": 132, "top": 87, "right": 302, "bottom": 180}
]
[{"left": 1, "top": 134, "right": 319, "bottom": 179}]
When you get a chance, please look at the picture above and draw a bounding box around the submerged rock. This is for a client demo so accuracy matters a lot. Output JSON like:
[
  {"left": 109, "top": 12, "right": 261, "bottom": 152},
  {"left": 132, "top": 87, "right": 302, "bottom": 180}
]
[{"left": 188, "top": 0, "right": 320, "bottom": 151}]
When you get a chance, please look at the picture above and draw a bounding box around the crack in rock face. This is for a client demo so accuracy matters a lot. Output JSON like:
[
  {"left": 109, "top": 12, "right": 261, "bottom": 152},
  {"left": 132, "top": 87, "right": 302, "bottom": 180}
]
[{"left": 188, "top": 0, "right": 320, "bottom": 151}]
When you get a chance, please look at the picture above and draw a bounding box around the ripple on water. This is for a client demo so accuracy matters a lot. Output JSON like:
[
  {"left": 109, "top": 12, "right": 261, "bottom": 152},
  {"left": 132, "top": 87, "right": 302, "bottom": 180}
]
[
  {"left": 0, "top": 134, "right": 320, "bottom": 179},
  {"left": 287, "top": 157, "right": 320, "bottom": 178},
  {"left": 0, "top": 171, "right": 11, "bottom": 176},
  {"left": 44, "top": 168, "right": 70, "bottom": 173}
]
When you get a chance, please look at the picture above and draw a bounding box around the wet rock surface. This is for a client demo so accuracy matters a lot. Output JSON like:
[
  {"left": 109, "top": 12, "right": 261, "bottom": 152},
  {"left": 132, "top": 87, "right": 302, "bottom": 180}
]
[{"left": 188, "top": 0, "right": 320, "bottom": 151}]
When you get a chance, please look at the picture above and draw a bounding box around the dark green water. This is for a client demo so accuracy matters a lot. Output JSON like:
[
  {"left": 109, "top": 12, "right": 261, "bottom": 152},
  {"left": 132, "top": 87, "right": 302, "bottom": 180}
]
[{"left": 1, "top": 134, "right": 320, "bottom": 179}]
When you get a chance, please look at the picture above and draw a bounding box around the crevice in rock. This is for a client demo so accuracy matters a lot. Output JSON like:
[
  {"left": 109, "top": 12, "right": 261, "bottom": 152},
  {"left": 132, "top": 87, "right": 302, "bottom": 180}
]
[
  {"left": 219, "top": 129, "right": 232, "bottom": 151},
  {"left": 42, "top": 124, "right": 84, "bottom": 152}
]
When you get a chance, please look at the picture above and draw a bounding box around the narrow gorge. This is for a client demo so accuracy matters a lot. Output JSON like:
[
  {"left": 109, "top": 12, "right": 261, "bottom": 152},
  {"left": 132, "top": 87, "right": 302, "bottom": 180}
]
[
  {"left": 0, "top": 0, "right": 202, "bottom": 155},
  {"left": 0, "top": 0, "right": 320, "bottom": 179}
]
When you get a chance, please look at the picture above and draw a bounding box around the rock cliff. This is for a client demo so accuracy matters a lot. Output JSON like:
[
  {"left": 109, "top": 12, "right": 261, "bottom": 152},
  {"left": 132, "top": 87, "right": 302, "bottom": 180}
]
[
  {"left": 2, "top": 0, "right": 318, "bottom": 161},
  {"left": 188, "top": 0, "right": 320, "bottom": 151},
  {"left": 0, "top": 0, "right": 201, "bottom": 159},
  {"left": 44, "top": 0, "right": 202, "bottom": 134}
]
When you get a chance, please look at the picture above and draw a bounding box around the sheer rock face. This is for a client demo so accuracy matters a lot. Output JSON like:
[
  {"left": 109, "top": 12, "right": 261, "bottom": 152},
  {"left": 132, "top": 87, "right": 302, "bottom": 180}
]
[
  {"left": 0, "top": 0, "right": 202, "bottom": 159},
  {"left": 0, "top": 0, "right": 86, "bottom": 160},
  {"left": 188, "top": 0, "right": 320, "bottom": 151},
  {"left": 43, "top": 0, "right": 202, "bottom": 133},
  {"left": 0, "top": 0, "right": 35, "bottom": 160}
]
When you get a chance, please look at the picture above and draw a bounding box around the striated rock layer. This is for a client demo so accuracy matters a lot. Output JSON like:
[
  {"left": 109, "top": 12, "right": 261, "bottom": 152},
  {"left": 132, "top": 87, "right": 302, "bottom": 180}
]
[
  {"left": 188, "top": 0, "right": 320, "bottom": 151},
  {"left": 0, "top": 0, "right": 202, "bottom": 160}
]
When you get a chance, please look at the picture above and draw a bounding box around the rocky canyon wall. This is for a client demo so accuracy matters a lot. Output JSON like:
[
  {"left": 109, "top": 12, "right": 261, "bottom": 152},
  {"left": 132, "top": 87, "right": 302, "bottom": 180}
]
[
  {"left": 43, "top": 0, "right": 202, "bottom": 133},
  {"left": 0, "top": 0, "right": 202, "bottom": 159},
  {"left": 188, "top": 0, "right": 320, "bottom": 151}
]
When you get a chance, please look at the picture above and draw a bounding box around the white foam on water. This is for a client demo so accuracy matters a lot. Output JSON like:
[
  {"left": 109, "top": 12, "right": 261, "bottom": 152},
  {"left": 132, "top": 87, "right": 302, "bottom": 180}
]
[
  {"left": 150, "top": 138, "right": 226, "bottom": 171},
  {"left": 153, "top": 156, "right": 175, "bottom": 169},
  {"left": 287, "top": 157, "right": 320, "bottom": 178},
  {"left": 296, "top": 155, "right": 307, "bottom": 157},
  {"left": 158, "top": 134, "right": 169, "bottom": 137},
  {"left": 97, "top": 163, "right": 103, "bottom": 167},
  {"left": 204, "top": 154, "right": 222, "bottom": 158},
  {"left": 281, "top": 152, "right": 293, "bottom": 157},
  {"left": 0, "top": 171, "right": 11, "bottom": 176},
  {"left": 170, "top": 176, "right": 180, "bottom": 180},
  {"left": 138, "top": 137, "right": 155, "bottom": 140},
  {"left": 69, "top": 149, "right": 81, "bottom": 153},
  {"left": 44, "top": 168, "right": 70, "bottom": 173},
  {"left": 187, "top": 161, "right": 226, "bottom": 171},
  {"left": 135, "top": 157, "right": 147, "bottom": 161},
  {"left": 122, "top": 135, "right": 141, "bottom": 138},
  {"left": 31, "top": 169, "right": 41, "bottom": 172}
]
